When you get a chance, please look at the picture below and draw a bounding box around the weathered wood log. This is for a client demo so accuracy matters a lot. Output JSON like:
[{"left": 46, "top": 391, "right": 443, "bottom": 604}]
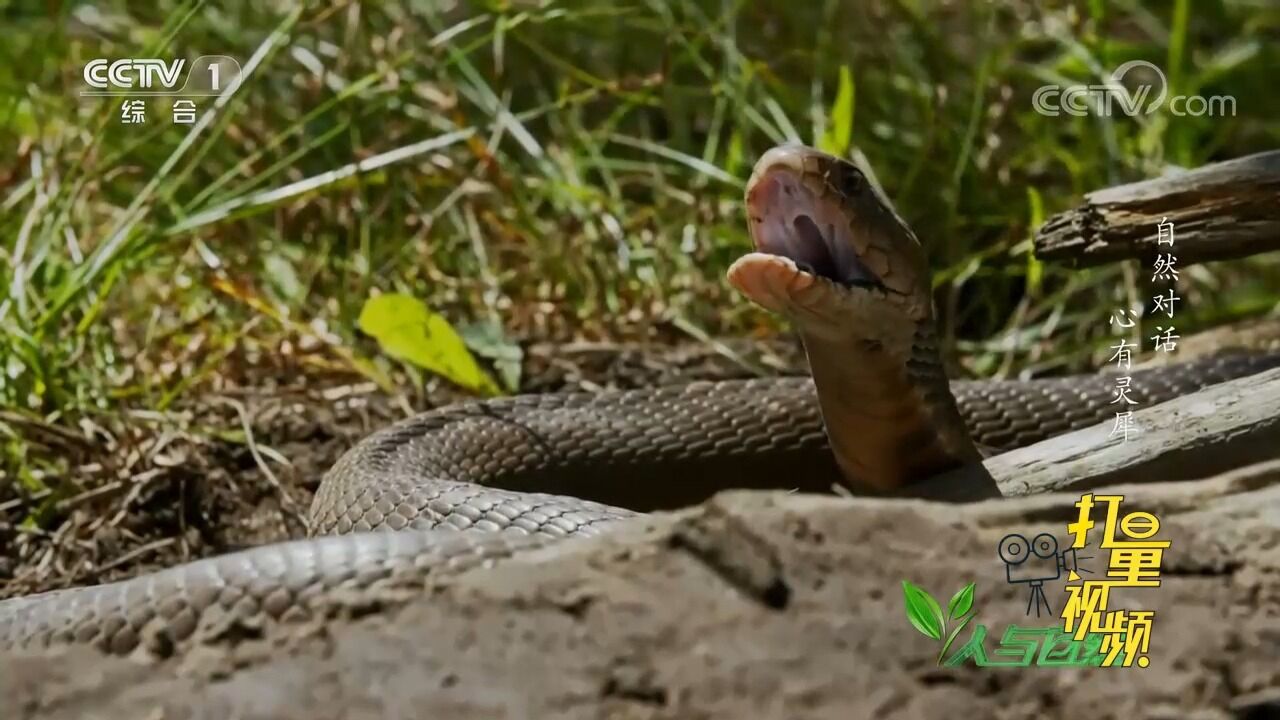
[
  {"left": 966, "top": 457, "right": 1280, "bottom": 525},
  {"left": 1034, "top": 150, "right": 1280, "bottom": 267},
  {"left": 916, "top": 366, "right": 1280, "bottom": 501}
]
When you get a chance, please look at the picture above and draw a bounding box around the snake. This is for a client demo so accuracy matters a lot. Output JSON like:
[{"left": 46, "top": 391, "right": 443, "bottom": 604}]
[{"left": 2, "top": 145, "right": 1277, "bottom": 656}]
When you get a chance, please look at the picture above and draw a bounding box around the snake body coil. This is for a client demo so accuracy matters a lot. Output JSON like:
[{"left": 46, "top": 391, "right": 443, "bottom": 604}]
[{"left": 3, "top": 355, "right": 1276, "bottom": 654}]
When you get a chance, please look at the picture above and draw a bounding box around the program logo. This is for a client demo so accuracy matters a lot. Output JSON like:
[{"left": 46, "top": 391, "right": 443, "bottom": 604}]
[
  {"left": 902, "top": 492, "right": 1167, "bottom": 668},
  {"left": 81, "top": 55, "right": 242, "bottom": 126},
  {"left": 81, "top": 55, "right": 242, "bottom": 96}
]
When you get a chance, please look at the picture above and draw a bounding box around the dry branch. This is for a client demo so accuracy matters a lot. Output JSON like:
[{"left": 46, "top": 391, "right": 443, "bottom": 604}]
[
  {"left": 917, "top": 366, "right": 1280, "bottom": 501},
  {"left": 1034, "top": 150, "right": 1280, "bottom": 267}
]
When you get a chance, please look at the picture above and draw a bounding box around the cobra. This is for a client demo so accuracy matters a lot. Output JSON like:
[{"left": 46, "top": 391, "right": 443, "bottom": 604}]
[{"left": 2, "top": 145, "right": 1275, "bottom": 655}]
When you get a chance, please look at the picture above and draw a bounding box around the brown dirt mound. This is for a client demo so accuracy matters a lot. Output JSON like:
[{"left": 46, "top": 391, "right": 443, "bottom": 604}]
[{"left": 3, "top": 472, "right": 1278, "bottom": 719}]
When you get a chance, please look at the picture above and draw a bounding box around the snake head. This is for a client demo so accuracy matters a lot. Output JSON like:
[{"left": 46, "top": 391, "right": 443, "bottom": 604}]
[{"left": 728, "top": 144, "right": 932, "bottom": 348}]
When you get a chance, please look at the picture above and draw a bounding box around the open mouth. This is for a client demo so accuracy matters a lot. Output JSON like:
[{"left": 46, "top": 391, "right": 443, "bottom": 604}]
[{"left": 745, "top": 168, "right": 887, "bottom": 293}]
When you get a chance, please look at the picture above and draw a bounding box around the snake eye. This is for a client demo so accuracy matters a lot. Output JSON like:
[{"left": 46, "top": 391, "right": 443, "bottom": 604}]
[{"left": 838, "top": 166, "right": 864, "bottom": 197}]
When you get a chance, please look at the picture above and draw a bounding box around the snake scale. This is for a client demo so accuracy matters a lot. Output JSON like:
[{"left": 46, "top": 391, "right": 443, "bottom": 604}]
[{"left": 2, "top": 145, "right": 1277, "bottom": 655}]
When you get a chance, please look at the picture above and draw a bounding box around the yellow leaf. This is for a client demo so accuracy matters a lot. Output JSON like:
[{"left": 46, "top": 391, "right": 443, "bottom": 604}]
[{"left": 358, "top": 294, "right": 501, "bottom": 396}]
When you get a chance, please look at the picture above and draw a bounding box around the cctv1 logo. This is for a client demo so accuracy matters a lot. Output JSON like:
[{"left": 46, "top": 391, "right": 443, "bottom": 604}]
[{"left": 81, "top": 56, "right": 242, "bottom": 96}]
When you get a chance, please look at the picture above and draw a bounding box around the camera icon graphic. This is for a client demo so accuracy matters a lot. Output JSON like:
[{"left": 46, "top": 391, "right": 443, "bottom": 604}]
[{"left": 998, "top": 533, "right": 1088, "bottom": 616}]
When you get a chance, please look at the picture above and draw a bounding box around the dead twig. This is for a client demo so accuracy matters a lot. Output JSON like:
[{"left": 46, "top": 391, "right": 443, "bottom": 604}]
[{"left": 214, "top": 397, "right": 308, "bottom": 534}]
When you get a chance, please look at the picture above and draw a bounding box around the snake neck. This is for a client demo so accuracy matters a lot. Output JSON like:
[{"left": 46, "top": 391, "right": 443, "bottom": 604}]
[{"left": 799, "top": 319, "right": 981, "bottom": 492}]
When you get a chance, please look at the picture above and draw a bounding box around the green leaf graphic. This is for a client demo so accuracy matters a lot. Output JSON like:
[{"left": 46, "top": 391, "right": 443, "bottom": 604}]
[
  {"left": 358, "top": 293, "right": 501, "bottom": 396},
  {"left": 947, "top": 582, "right": 975, "bottom": 620},
  {"left": 939, "top": 611, "right": 976, "bottom": 664},
  {"left": 901, "top": 580, "right": 944, "bottom": 640}
]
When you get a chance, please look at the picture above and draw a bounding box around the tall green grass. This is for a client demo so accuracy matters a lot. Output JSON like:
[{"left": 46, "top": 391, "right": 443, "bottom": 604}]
[{"left": 1, "top": 0, "right": 1278, "bottom": 479}]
